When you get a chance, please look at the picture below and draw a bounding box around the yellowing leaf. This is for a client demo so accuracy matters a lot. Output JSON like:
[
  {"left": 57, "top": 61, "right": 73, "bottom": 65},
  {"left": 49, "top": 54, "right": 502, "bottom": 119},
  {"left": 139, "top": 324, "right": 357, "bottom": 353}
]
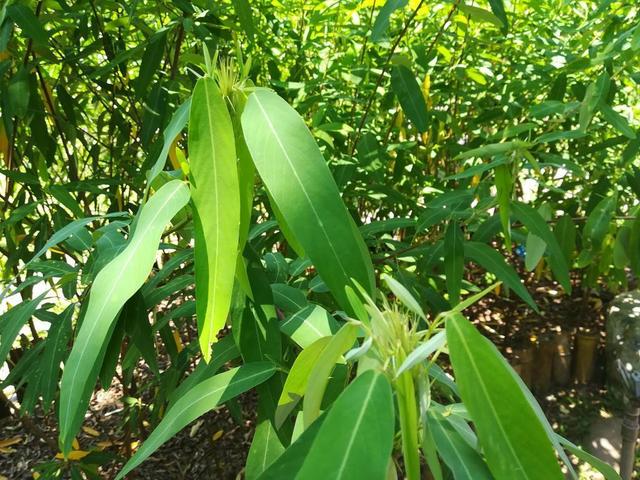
[
  {"left": 0, "top": 436, "right": 22, "bottom": 448},
  {"left": 72, "top": 438, "right": 80, "bottom": 450},
  {"left": 56, "top": 450, "right": 90, "bottom": 460},
  {"left": 82, "top": 426, "right": 100, "bottom": 437},
  {"left": 173, "top": 330, "right": 184, "bottom": 353}
]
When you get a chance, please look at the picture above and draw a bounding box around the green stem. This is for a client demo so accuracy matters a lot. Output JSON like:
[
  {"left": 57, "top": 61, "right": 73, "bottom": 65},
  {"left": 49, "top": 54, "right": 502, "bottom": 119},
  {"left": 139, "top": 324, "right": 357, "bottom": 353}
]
[{"left": 396, "top": 370, "right": 420, "bottom": 480}]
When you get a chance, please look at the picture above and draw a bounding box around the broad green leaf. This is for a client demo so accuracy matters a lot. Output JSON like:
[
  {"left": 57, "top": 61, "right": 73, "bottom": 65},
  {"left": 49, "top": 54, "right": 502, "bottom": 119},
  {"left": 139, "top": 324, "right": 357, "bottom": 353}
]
[
  {"left": 280, "top": 304, "right": 338, "bottom": 349},
  {"left": 241, "top": 90, "right": 375, "bottom": 312},
  {"left": 396, "top": 330, "right": 445, "bottom": 378},
  {"left": 427, "top": 409, "right": 492, "bottom": 480},
  {"left": 444, "top": 223, "right": 464, "bottom": 304},
  {"left": 259, "top": 415, "right": 327, "bottom": 480},
  {"left": 446, "top": 314, "right": 563, "bottom": 480},
  {"left": 390, "top": 65, "right": 429, "bottom": 132},
  {"left": 271, "top": 284, "right": 308, "bottom": 313},
  {"left": 371, "top": 0, "right": 408, "bottom": 42},
  {"left": 135, "top": 31, "right": 167, "bottom": 96},
  {"left": 296, "top": 371, "right": 394, "bottom": 480},
  {"left": 116, "top": 363, "right": 276, "bottom": 479},
  {"left": 276, "top": 336, "right": 332, "bottom": 428},
  {"left": 168, "top": 333, "right": 239, "bottom": 407},
  {"left": 303, "top": 322, "right": 358, "bottom": 427},
  {"left": 382, "top": 274, "right": 425, "bottom": 319},
  {"left": 512, "top": 202, "right": 571, "bottom": 292},
  {"left": 59, "top": 180, "right": 190, "bottom": 454},
  {"left": 147, "top": 97, "right": 191, "bottom": 185},
  {"left": 245, "top": 420, "right": 285, "bottom": 480},
  {"left": 583, "top": 193, "right": 617, "bottom": 249},
  {"left": 464, "top": 241, "right": 537, "bottom": 311},
  {"left": 189, "top": 76, "right": 240, "bottom": 362},
  {"left": 445, "top": 156, "right": 509, "bottom": 180}
]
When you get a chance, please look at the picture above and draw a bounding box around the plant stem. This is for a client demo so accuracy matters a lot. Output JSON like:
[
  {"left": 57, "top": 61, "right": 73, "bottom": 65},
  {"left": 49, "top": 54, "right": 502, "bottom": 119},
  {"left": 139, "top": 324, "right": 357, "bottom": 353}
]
[{"left": 396, "top": 370, "right": 420, "bottom": 480}]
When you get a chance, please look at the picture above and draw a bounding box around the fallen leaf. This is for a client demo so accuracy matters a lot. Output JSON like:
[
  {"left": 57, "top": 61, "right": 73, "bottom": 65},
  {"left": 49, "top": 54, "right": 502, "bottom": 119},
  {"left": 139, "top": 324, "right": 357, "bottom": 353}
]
[
  {"left": 212, "top": 429, "right": 224, "bottom": 442},
  {"left": 56, "top": 450, "right": 90, "bottom": 460},
  {"left": 82, "top": 426, "right": 100, "bottom": 437},
  {"left": 0, "top": 436, "right": 22, "bottom": 448}
]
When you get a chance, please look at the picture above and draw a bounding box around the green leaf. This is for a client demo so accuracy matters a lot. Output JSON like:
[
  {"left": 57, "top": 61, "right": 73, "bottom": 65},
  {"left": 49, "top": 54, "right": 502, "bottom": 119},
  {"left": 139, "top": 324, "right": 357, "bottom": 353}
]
[
  {"left": 390, "top": 65, "right": 429, "bottom": 132},
  {"left": 6, "top": 4, "right": 49, "bottom": 46},
  {"left": 427, "top": 409, "right": 492, "bottom": 480},
  {"left": 525, "top": 232, "right": 546, "bottom": 271},
  {"left": 0, "top": 293, "right": 47, "bottom": 364},
  {"left": 553, "top": 215, "right": 576, "bottom": 263},
  {"left": 382, "top": 274, "right": 425, "bottom": 319},
  {"left": 579, "top": 72, "right": 610, "bottom": 131},
  {"left": 396, "top": 330, "right": 445, "bottom": 378},
  {"left": 487, "top": 0, "right": 508, "bottom": 32},
  {"left": 583, "top": 193, "right": 617, "bottom": 249},
  {"left": 458, "top": 5, "right": 502, "bottom": 28},
  {"left": 464, "top": 241, "right": 537, "bottom": 311},
  {"left": 556, "top": 435, "right": 621, "bottom": 480},
  {"left": 241, "top": 90, "right": 375, "bottom": 313},
  {"left": 189, "top": 77, "right": 240, "bottom": 362},
  {"left": 276, "top": 336, "right": 332, "bottom": 428},
  {"left": 147, "top": 97, "right": 191, "bottom": 185},
  {"left": 135, "top": 31, "right": 167, "bottom": 96},
  {"left": 59, "top": 180, "right": 190, "bottom": 454},
  {"left": 280, "top": 305, "right": 338, "bottom": 349},
  {"left": 600, "top": 104, "right": 636, "bottom": 139},
  {"left": 116, "top": 363, "right": 276, "bottom": 479},
  {"left": 271, "top": 284, "right": 308, "bottom": 313},
  {"left": 303, "top": 322, "right": 358, "bottom": 427},
  {"left": 416, "top": 189, "right": 474, "bottom": 233},
  {"left": 245, "top": 420, "right": 285, "bottom": 480},
  {"left": 454, "top": 141, "right": 528, "bottom": 160},
  {"left": 444, "top": 223, "right": 464, "bottom": 304},
  {"left": 231, "top": 0, "right": 255, "bottom": 40},
  {"left": 296, "top": 371, "right": 394, "bottom": 480},
  {"left": 40, "top": 305, "right": 74, "bottom": 412},
  {"left": 512, "top": 202, "right": 571, "bottom": 292},
  {"left": 259, "top": 415, "right": 327, "bottom": 480},
  {"left": 495, "top": 163, "right": 512, "bottom": 246},
  {"left": 371, "top": 0, "right": 408, "bottom": 42},
  {"left": 446, "top": 314, "right": 563, "bottom": 480}
]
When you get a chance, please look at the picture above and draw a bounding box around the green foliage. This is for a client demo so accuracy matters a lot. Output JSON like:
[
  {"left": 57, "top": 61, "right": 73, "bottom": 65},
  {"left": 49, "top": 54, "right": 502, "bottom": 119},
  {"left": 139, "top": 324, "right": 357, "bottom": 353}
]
[{"left": 0, "top": 0, "right": 636, "bottom": 478}]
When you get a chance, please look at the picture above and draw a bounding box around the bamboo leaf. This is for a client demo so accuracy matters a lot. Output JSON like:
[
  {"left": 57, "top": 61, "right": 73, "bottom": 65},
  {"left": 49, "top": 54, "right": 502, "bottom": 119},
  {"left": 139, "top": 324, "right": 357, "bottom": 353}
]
[
  {"left": 371, "top": 0, "right": 408, "bottom": 42},
  {"left": 446, "top": 314, "right": 563, "bottom": 480},
  {"left": 396, "top": 330, "right": 446, "bottom": 378},
  {"left": 444, "top": 222, "right": 464, "bottom": 304},
  {"left": 116, "top": 363, "right": 275, "bottom": 479},
  {"left": 512, "top": 202, "right": 571, "bottom": 292},
  {"left": 245, "top": 420, "right": 285, "bottom": 480},
  {"left": 390, "top": 65, "right": 429, "bottom": 132},
  {"left": 59, "top": 180, "right": 190, "bottom": 454},
  {"left": 189, "top": 77, "right": 240, "bottom": 361},
  {"left": 464, "top": 241, "right": 537, "bottom": 311},
  {"left": 241, "top": 90, "right": 375, "bottom": 312}
]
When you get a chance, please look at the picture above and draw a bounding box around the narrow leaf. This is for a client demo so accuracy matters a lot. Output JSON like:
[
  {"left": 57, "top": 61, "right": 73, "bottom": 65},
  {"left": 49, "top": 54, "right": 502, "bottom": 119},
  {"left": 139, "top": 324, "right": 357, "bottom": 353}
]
[
  {"left": 59, "top": 180, "right": 190, "bottom": 454},
  {"left": 116, "top": 363, "right": 275, "bottom": 479}
]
